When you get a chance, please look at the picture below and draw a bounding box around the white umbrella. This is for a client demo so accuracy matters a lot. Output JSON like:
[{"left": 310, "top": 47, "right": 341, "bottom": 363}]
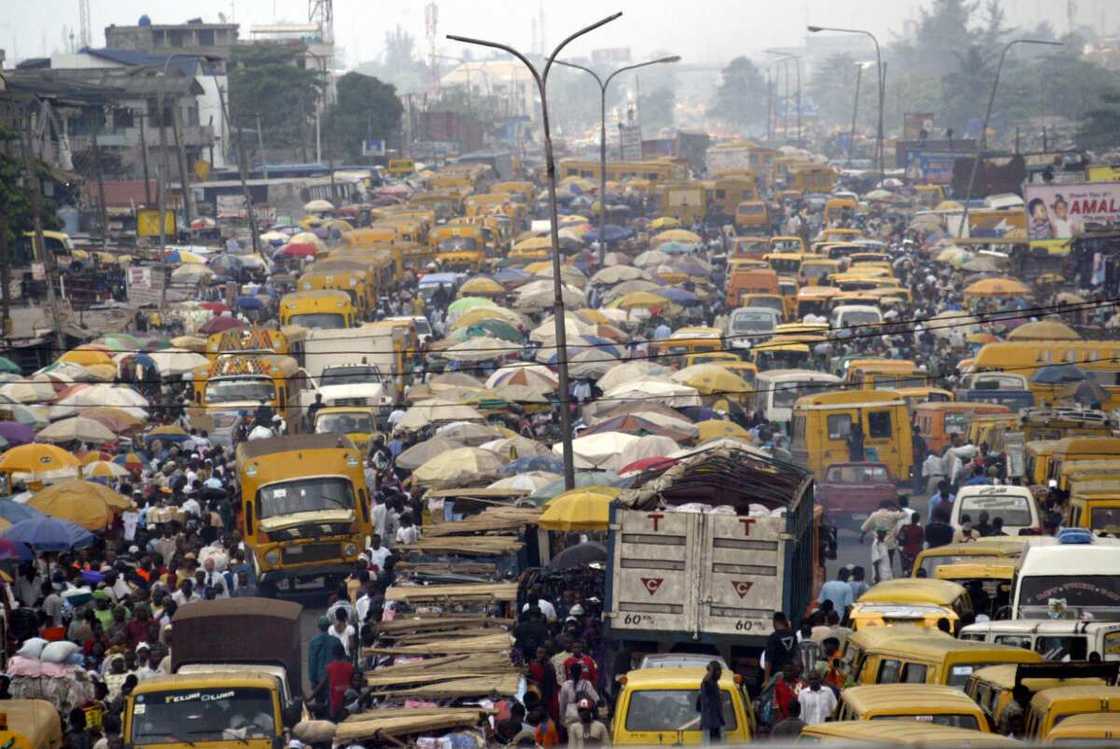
[
  {"left": 54, "top": 384, "right": 147, "bottom": 410},
  {"left": 531, "top": 314, "right": 594, "bottom": 342},
  {"left": 515, "top": 280, "right": 585, "bottom": 310},
  {"left": 633, "top": 249, "right": 669, "bottom": 267},
  {"left": 0, "top": 378, "right": 57, "bottom": 403},
  {"left": 486, "top": 364, "right": 559, "bottom": 392},
  {"left": 569, "top": 348, "right": 620, "bottom": 379},
  {"left": 303, "top": 199, "right": 335, "bottom": 213},
  {"left": 602, "top": 379, "right": 702, "bottom": 408},
  {"left": 557, "top": 431, "right": 641, "bottom": 470},
  {"left": 148, "top": 348, "right": 210, "bottom": 376},
  {"left": 442, "top": 336, "right": 517, "bottom": 362},
  {"left": 618, "top": 435, "right": 680, "bottom": 470},
  {"left": 397, "top": 400, "right": 484, "bottom": 431},
  {"left": 171, "top": 264, "right": 214, "bottom": 282},
  {"left": 597, "top": 361, "right": 672, "bottom": 393},
  {"left": 488, "top": 472, "right": 561, "bottom": 492},
  {"left": 37, "top": 416, "right": 116, "bottom": 444},
  {"left": 479, "top": 435, "right": 551, "bottom": 461},
  {"left": 435, "top": 421, "right": 507, "bottom": 445},
  {"left": 590, "top": 266, "right": 647, "bottom": 286}
]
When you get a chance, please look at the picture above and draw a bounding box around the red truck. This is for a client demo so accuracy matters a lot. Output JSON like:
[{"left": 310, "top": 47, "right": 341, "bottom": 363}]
[{"left": 817, "top": 462, "right": 898, "bottom": 529}]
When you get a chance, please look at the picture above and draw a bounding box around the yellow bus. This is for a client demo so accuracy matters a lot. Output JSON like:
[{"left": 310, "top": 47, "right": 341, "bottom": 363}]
[
  {"left": 791, "top": 389, "right": 913, "bottom": 481},
  {"left": 278, "top": 290, "right": 355, "bottom": 329}
]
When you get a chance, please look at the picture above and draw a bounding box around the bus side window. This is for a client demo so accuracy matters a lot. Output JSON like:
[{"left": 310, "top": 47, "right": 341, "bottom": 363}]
[
  {"left": 901, "top": 663, "right": 927, "bottom": 683},
  {"left": 827, "top": 414, "right": 851, "bottom": 440},
  {"left": 877, "top": 659, "right": 902, "bottom": 684},
  {"left": 867, "top": 410, "right": 893, "bottom": 439}
]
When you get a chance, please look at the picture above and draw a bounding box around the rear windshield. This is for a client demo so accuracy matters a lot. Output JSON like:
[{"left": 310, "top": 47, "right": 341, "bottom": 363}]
[
  {"left": 1091, "top": 506, "right": 1120, "bottom": 534},
  {"left": 1019, "top": 575, "right": 1120, "bottom": 608},
  {"left": 624, "top": 689, "right": 737, "bottom": 732},
  {"left": 870, "top": 714, "right": 980, "bottom": 730},
  {"left": 958, "top": 494, "right": 1033, "bottom": 527}
]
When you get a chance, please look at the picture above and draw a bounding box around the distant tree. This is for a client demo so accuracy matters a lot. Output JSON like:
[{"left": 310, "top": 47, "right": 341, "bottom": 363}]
[
  {"left": 639, "top": 87, "right": 675, "bottom": 133},
  {"left": 228, "top": 43, "right": 323, "bottom": 157},
  {"left": 323, "top": 72, "right": 404, "bottom": 161},
  {"left": 707, "top": 56, "right": 768, "bottom": 132},
  {"left": 1076, "top": 92, "right": 1120, "bottom": 152}
]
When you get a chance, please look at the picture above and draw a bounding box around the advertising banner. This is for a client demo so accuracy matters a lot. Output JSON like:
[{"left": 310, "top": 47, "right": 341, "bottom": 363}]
[
  {"left": 136, "top": 208, "right": 176, "bottom": 238},
  {"left": 1024, "top": 182, "right": 1120, "bottom": 240}
]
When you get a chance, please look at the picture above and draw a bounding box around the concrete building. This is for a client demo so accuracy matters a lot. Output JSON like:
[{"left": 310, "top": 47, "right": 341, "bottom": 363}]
[
  {"left": 105, "top": 16, "right": 239, "bottom": 60},
  {"left": 41, "top": 48, "right": 227, "bottom": 174}
]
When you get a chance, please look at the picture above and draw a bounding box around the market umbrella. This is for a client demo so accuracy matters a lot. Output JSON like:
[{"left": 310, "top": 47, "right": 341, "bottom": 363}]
[
  {"left": 559, "top": 431, "right": 642, "bottom": 470},
  {"left": 451, "top": 319, "right": 522, "bottom": 343},
  {"left": 569, "top": 348, "right": 621, "bottom": 380},
  {"left": 584, "top": 224, "right": 632, "bottom": 244},
  {"left": 0, "top": 444, "right": 80, "bottom": 479},
  {"left": 502, "top": 456, "right": 566, "bottom": 476},
  {"left": 146, "top": 424, "right": 191, "bottom": 442},
  {"left": 0, "top": 357, "right": 20, "bottom": 375},
  {"left": 695, "top": 419, "right": 752, "bottom": 443},
  {"left": 657, "top": 287, "right": 701, "bottom": 306},
  {"left": 413, "top": 447, "right": 505, "bottom": 489},
  {"left": 459, "top": 277, "right": 505, "bottom": 297},
  {"left": 493, "top": 268, "right": 532, "bottom": 286},
  {"left": 93, "top": 334, "right": 143, "bottom": 353},
  {"left": 278, "top": 242, "right": 319, "bottom": 258},
  {"left": 614, "top": 290, "right": 669, "bottom": 310},
  {"left": 602, "top": 380, "right": 702, "bottom": 409},
  {"left": 149, "top": 349, "right": 210, "bottom": 376},
  {"left": 435, "top": 421, "right": 509, "bottom": 445},
  {"left": 589, "top": 266, "right": 647, "bottom": 286},
  {"left": 964, "top": 277, "right": 1031, "bottom": 298},
  {"left": 170, "top": 336, "right": 208, "bottom": 352},
  {"left": 81, "top": 407, "right": 145, "bottom": 434},
  {"left": 59, "top": 347, "right": 115, "bottom": 368},
  {"left": 450, "top": 307, "right": 527, "bottom": 331},
  {"left": 597, "top": 361, "right": 672, "bottom": 392},
  {"left": 483, "top": 385, "right": 550, "bottom": 404},
  {"left": 1032, "top": 365, "right": 1087, "bottom": 385},
  {"left": 442, "top": 336, "right": 516, "bottom": 362},
  {"left": 651, "top": 229, "right": 701, "bottom": 246},
  {"left": 198, "top": 316, "right": 246, "bottom": 335},
  {"left": 0, "top": 377, "right": 56, "bottom": 403},
  {"left": 617, "top": 435, "right": 680, "bottom": 469},
  {"left": 479, "top": 435, "right": 550, "bottom": 461},
  {"left": 82, "top": 460, "right": 131, "bottom": 479},
  {"left": 514, "top": 281, "right": 585, "bottom": 310},
  {"left": 0, "top": 500, "right": 43, "bottom": 524},
  {"left": 531, "top": 314, "right": 594, "bottom": 342},
  {"left": 37, "top": 416, "right": 116, "bottom": 445},
  {"left": 617, "top": 456, "right": 679, "bottom": 476},
  {"left": 1, "top": 516, "right": 95, "bottom": 551},
  {"left": 545, "top": 541, "right": 608, "bottom": 571},
  {"left": 429, "top": 372, "right": 486, "bottom": 389},
  {"left": 27, "top": 480, "right": 131, "bottom": 530},
  {"left": 488, "top": 472, "right": 561, "bottom": 492},
  {"left": 648, "top": 216, "right": 681, "bottom": 230},
  {"left": 0, "top": 422, "right": 36, "bottom": 446},
  {"left": 961, "top": 256, "right": 1003, "bottom": 273},
  {"left": 633, "top": 249, "right": 669, "bottom": 267},
  {"left": 397, "top": 400, "right": 485, "bottom": 431},
  {"left": 1007, "top": 320, "right": 1080, "bottom": 341},
  {"left": 582, "top": 413, "right": 694, "bottom": 442},
  {"left": 54, "top": 384, "right": 148, "bottom": 411},
  {"left": 671, "top": 364, "right": 751, "bottom": 396},
  {"left": 486, "top": 364, "right": 558, "bottom": 392},
  {"left": 171, "top": 264, "right": 214, "bottom": 283},
  {"left": 0, "top": 404, "right": 48, "bottom": 429},
  {"left": 82, "top": 364, "right": 117, "bottom": 382},
  {"left": 392, "top": 437, "right": 466, "bottom": 471},
  {"left": 112, "top": 452, "right": 145, "bottom": 471},
  {"left": 538, "top": 486, "right": 620, "bottom": 531}
]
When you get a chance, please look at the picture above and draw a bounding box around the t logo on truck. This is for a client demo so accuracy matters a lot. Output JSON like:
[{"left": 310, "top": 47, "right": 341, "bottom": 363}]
[
  {"left": 640, "top": 577, "right": 664, "bottom": 595},
  {"left": 731, "top": 580, "right": 754, "bottom": 599},
  {"left": 738, "top": 517, "right": 756, "bottom": 536},
  {"left": 647, "top": 512, "right": 664, "bottom": 531}
]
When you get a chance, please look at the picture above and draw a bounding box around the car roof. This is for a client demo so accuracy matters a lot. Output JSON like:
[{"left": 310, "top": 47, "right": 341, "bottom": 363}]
[{"left": 621, "top": 667, "right": 735, "bottom": 688}]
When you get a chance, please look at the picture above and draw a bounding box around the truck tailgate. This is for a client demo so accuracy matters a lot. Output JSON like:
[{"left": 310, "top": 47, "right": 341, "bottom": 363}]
[{"left": 607, "top": 508, "right": 787, "bottom": 640}]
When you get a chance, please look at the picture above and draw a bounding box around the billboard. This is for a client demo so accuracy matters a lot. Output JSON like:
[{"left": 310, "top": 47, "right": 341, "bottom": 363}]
[
  {"left": 136, "top": 208, "right": 176, "bottom": 238},
  {"left": 903, "top": 112, "right": 935, "bottom": 141},
  {"left": 126, "top": 266, "right": 164, "bottom": 306},
  {"left": 619, "top": 124, "right": 642, "bottom": 161},
  {"left": 1024, "top": 182, "right": 1120, "bottom": 240},
  {"left": 904, "top": 151, "right": 958, "bottom": 184}
]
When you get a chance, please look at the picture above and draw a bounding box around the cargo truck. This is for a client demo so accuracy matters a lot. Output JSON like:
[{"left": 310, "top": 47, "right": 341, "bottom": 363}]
[{"left": 604, "top": 446, "right": 826, "bottom": 665}]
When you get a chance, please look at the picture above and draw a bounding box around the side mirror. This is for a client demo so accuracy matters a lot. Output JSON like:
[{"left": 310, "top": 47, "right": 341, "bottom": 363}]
[
  {"left": 245, "top": 500, "right": 255, "bottom": 536},
  {"left": 283, "top": 699, "right": 303, "bottom": 727}
]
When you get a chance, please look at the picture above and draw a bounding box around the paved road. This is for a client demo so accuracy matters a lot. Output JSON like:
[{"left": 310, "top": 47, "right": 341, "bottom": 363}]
[{"left": 292, "top": 593, "right": 331, "bottom": 696}]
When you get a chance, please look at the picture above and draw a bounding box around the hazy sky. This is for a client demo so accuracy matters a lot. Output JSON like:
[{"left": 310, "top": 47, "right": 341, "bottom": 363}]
[{"left": 4, "top": 0, "right": 1112, "bottom": 68}]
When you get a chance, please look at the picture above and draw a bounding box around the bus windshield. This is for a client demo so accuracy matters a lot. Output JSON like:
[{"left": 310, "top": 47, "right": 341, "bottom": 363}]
[
  {"left": 288, "top": 313, "right": 346, "bottom": 329},
  {"left": 258, "top": 477, "right": 355, "bottom": 519},
  {"left": 316, "top": 412, "right": 374, "bottom": 435},
  {"left": 130, "top": 687, "right": 275, "bottom": 745},
  {"left": 1019, "top": 575, "right": 1120, "bottom": 609},
  {"left": 205, "top": 377, "right": 274, "bottom": 404},
  {"left": 322, "top": 365, "right": 382, "bottom": 386}
]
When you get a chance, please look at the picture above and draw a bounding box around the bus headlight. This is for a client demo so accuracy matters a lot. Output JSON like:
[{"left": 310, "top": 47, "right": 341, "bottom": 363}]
[
  {"left": 343, "top": 543, "right": 358, "bottom": 557},
  {"left": 264, "top": 549, "right": 281, "bottom": 566}
]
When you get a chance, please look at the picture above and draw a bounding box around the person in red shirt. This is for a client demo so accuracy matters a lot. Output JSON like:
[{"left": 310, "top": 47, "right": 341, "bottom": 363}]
[
  {"left": 315, "top": 640, "right": 354, "bottom": 720},
  {"left": 896, "top": 512, "right": 924, "bottom": 576},
  {"left": 773, "top": 662, "right": 803, "bottom": 721},
  {"left": 562, "top": 641, "right": 598, "bottom": 687}
]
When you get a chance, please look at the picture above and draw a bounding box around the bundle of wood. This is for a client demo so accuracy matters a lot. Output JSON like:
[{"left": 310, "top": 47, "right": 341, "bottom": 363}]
[
  {"left": 384, "top": 581, "right": 519, "bottom": 604},
  {"left": 337, "top": 707, "right": 491, "bottom": 742}
]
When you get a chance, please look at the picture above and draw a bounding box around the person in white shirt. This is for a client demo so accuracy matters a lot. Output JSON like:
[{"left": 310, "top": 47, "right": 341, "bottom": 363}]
[
  {"left": 329, "top": 606, "right": 356, "bottom": 656},
  {"left": 200, "top": 558, "right": 230, "bottom": 599},
  {"left": 798, "top": 672, "right": 837, "bottom": 724},
  {"left": 395, "top": 512, "right": 420, "bottom": 546},
  {"left": 171, "top": 579, "right": 200, "bottom": 607},
  {"left": 365, "top": 535, "right": 392, "bottom": 573},
  {"left": 870, "top": 529, "right": 893, "bottom": 584},
  {"left": 521, "top": 589, "right": 557, "bottom": 624},
  {"left": 181, "top": 496, "right": 202, "bottom": 518}
]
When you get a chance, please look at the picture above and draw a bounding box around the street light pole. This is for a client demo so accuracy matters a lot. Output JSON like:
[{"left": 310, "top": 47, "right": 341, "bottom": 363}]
[
  {"left": 449, "top": 12, "right": 623, "bottom": 491},
  {"left": 766, "top": 51, "right": 803, "bottom": 148},
  {"left": 554, "top": 55, "right": 680, "bottom": 266},
  {"left": 156, "top": 53, "right": 190, "bottom": 311},
  {"left": 958, "top": 38, "right": 1064, "bottom": 237},
  {"left": 808, "top": 26, "right": 884, "bottom": 184}
]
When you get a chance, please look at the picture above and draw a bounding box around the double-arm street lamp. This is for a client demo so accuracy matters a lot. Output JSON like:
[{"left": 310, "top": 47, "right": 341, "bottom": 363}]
[
  {"left": 448, "top": 13, "right": 623, "bottom": 490},
  {"left": 553, "top": 55, "right": 680, "bottom": 264}
]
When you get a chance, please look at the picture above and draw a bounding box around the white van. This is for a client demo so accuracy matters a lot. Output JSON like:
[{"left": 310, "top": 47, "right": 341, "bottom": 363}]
[
  {"left": 830, "top": 304, "right": 882, "bottom": 330},
  {"left": 951, "top": 485, "right": 1041, "bottom": 536},
  {"left": 726, "top": 307, "right": 780, "bottom": 350},
  {"left": 1012, "top": 539, "right": 1120, "bottom": 621},
  {"left": 960, "top": 619, "right": 1120, "bottom": 661},
  {"left": 754, "top": 369, "right": 842, "bottom": 430}
]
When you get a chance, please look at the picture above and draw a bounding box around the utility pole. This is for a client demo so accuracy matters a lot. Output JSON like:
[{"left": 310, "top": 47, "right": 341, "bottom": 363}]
[
  {"left": 171, "top": 103, "right": 193, "bottom": 233},
  {"left": 766, "top": 71, "right": 773, "bottom": 142},
  {"left": 0, "top": 206, "right": 11, "bottom": 337},
  {"left": 22, "top": 103, "right": 65, "bottom": 353},
  {"left": 91, "top": 116, "right": 109, "bottom": 250},
  {"left": 215, "top": 81, "right": 262, "bottom": 261},
  {"left": 157, "top": 92, "right": 171, "bottom": 310},
  {"left": 137, "top": 110, "right": 152, "bottom": 205},
  {"left": 848, "top": 63, "right": 863, "bottom": 167}
]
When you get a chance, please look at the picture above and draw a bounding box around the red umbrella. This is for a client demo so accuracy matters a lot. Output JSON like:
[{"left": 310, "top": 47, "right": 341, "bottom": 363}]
[
  {"left": 279, "top": 242, "right": 318, "bottom": 258},
  {"left": 200, "top": 302, "right": 230, "bottom": 313},
  {"left": 198, "top": 316, "right": 246, "bottom": 335},
  {"left": 618, "top": 456, "right": 678, "bottom": 476}
]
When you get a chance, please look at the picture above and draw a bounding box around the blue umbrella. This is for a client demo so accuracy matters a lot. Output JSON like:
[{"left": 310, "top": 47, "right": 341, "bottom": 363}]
[
  {"left": 236, "top": 295, "right": 265, "bottom": 311},
  {"left": 657, "top": 287, "right": 701, "bottom": 305},
  {"left": 657, "top": 240, "right": 698, "bottom": 255},
  {"left": 493, "top": 268, "right": 530, "bottom": 285},
  {"left": 502, "top": 456, "right": 565, "bottom": 476},
  {"left": 529, "top": 471, "right": 625, "bottom": 503},
  {"left": 2, "top": 516, "right": 95, "bottom": 551},
  {"left": 585, "top": 225, "right": 633, "bottom": 243},
  {"left": 1032, "top": 365, "right": 1086, "bottom": 385},
  {"left": 0, "top": 500, "right": 45, "bottom": 524}
]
